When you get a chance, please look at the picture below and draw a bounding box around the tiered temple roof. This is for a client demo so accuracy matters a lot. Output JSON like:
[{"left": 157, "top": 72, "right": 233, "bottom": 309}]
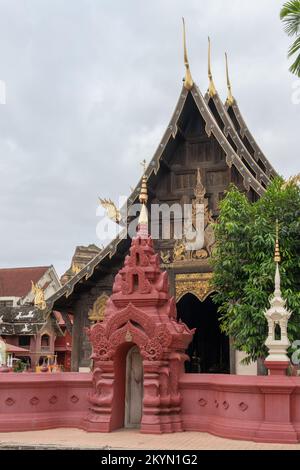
[
  {"left": 60, "top": 244, "right": 102, "bottom": 285},
  {"left": 0, "top": 305, "right": 63, "bottom": 336},
  {"left": 46, "top": 22, "right": 278, "bottom": 312}
]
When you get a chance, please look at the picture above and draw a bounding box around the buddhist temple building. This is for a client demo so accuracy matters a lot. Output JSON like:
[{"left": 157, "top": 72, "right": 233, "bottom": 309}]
[
  {"left": 0, "top": 266, "right": 61, "bottom": 307},
  {"left": 45, "top": 23, "right": 278, "bottom": 374},
  {"left": 0, "top": 266, "right": 71, "bottom": 370},
  {"left": 0, "top": 306, "right": 72, "bottom": 370},
  {"left": 60, "top": 245, "right": 102, "bottom": 286}
]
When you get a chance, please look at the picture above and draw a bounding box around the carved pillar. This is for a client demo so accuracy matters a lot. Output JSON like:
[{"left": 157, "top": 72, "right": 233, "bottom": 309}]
[{"left": 85, "top": 361, "right": 115, "bottom": 432}]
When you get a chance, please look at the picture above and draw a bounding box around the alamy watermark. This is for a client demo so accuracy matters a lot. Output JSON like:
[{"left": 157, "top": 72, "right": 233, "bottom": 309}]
[
  {"left": 96, "top": 197, "right": 206, "bottom": 252},
  {"left": 0, "top": 80, "right": 6, "bottom": 104}
]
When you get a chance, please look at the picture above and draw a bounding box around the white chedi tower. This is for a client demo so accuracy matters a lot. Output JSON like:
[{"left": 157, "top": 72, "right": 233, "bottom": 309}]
[{"left": 264, "top": 222, "right": 291, "bottom": 370}]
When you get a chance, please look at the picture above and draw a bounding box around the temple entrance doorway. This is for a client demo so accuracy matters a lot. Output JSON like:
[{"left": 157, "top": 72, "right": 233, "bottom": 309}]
[
  {"left": 124, "top": 346, "right": 143, "bottom": 428},
  {"left": 177, "top": 293, "right": 230, "bottom": 373}
]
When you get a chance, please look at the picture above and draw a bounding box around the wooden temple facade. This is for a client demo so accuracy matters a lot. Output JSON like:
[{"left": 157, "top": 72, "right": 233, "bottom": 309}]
[{"left": 46, "top": 30, "right": 277, "bottom": 373}]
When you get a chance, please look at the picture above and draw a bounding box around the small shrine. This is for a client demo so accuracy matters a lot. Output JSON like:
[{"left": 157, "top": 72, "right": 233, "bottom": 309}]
[
  {"left": 85, "top": 175, "right": 194, "bottom": 433},
  {"left": 264, "top": 222, "right": 291, "bottom": 375}
]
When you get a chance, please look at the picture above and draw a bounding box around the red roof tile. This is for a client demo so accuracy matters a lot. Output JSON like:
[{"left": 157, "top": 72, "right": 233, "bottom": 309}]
[{"left": 0, "top": 267, "right": 50, "bottom": 297}]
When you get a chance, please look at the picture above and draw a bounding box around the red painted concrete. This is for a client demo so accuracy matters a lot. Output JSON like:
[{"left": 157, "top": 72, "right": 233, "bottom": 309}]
[
  {"left": 264, "top": 360, "right": 290, "bottom": 376},
  {"left": 0, "top": 372, "right": 91, "bottom": 431},
  {"left": 1, "top": 371, "right": 300, "bottom": 443},
  {"left": 180, "top": 373, "right": 300, "bottom": 443}
]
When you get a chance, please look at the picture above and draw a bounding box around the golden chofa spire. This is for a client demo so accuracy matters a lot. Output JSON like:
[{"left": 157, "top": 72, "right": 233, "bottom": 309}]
[
  {"left": 225, "top": 52, "right": 234, "bottom": 106},
  {"left": 208, "top": 36, "right": 217, "bottom": 97},
  {"left": 182, "top": 17, "right": 193, "bottom": 90},
  {"left": 274, "top": 219, "right": 281, "bottom": 263}
]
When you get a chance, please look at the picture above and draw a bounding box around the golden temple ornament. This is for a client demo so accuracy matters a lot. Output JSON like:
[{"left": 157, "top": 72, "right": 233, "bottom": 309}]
[
  {"left": 99, "top": 198, "right": 121, "bottom": 224},
  {"left": 274, "top": 220, "right": 281, "bottom": 264},
  {"left": 139, "top": 160, "right": 148, "bottom": 205},
  {"left": 182, "top": 18, "right": 193, "bottom": 90},
  {"left": 71, "top": 262, "right": 81, "bottom": 275},
  {"left": 282, "top": 173, "right": 300, "bottom": 189},
  {"left": 88, "top": 293, "right": 109, "bottom": 322},
  {"left": 175, "top": 272, "right": 214, "bottom": 302},
  {"left": 225, "top": 52, "right": 234, "bottom": 106},
  {"left": 31, "top": 281, "right": 46, "bottom": 310},
  {"left": 208, "top": 37, "right": 217, "bottom": 97}
]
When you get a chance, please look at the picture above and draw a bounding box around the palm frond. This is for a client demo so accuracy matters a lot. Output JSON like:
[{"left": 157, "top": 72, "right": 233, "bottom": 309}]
[
  {"left": 280, "top": 0, "right": 300, "bottom": 36},
  {"left": 288, "top": 36, "right": 300, "bottom": 75}
]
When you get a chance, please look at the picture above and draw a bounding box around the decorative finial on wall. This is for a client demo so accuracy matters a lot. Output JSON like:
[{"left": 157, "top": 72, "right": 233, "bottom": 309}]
[
  {"left": 264, "top": 219, "right": 291, "bottom": 373},
  {"left": 139, "top": 160, "right": 148, "bottom": 205},
  {"left": 138, "top": 161, "right": 149, "bottom": 236},
  {"left": 208, "top": 36, "right": 217, "bottom": 97},
  {"left": 225, "top": 52, "right": 234, "bottom": 106},
  {"left": 182, "top": 18, "right": 193, "bottom": 90},
  {"left": 274, "top": 219, "right": 281, "bottom": 264}
]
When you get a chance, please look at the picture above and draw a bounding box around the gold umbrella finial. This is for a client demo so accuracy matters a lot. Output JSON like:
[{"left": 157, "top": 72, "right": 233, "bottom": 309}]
[
  {"left": 139, "top": 160, "right": 148, "bottom": 205},
  {"left": 182, "top": 18, "right": 193, "bottom": 90},
  {"left": 138, "top": 162, "right": 149, "bottom": 236},
  {"left": 225, "top": 52, "right": 234, "bottom": 106},
  {"left": 208, "top": 36, "right": 217, "bottom": 97},
  {"left": 274, "top": 219, "right": 281, "bottom": 263}
]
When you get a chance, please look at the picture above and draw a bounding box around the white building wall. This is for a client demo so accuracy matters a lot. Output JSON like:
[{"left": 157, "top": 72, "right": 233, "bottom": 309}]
[
  {"left": 22, "top": 266, "right": 61, "bottom": 304},
  {"left": 0, "top": 296, "right": 20, "bottom": 307},
  {"left": 235, "top": 350, "right": 258, "bottom": 376}
]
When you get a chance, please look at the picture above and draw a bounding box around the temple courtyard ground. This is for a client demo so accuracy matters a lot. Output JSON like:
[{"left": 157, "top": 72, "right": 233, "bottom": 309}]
[{"left": 0, "top": 429, "right": 300, "bottom": 450}]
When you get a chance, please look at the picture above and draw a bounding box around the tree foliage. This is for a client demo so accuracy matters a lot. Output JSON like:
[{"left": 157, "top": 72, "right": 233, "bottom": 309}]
[
  {"left": 280, "top": 1, "right": 300, "bottom": 76},
  {"left": 211, "top": 178, "right": 300, "bottom": 363}
]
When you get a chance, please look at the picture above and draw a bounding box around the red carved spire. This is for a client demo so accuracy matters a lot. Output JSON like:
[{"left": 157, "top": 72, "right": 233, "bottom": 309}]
[{"left": 86, "top": 164, "right": 194, "bottom": 434}]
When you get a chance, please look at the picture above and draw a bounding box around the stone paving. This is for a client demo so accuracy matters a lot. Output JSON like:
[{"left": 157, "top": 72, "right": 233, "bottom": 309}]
[{"left": 0, "top": 428, "right": 300, "bottom": 450}]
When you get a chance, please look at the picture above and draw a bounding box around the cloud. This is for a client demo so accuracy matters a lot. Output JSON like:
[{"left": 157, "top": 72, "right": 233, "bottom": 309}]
[{"left": 0, "top": 0, "right": 298, "bottom": 275}]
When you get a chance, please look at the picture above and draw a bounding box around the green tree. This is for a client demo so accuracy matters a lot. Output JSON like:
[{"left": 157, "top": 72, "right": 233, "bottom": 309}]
[
  {"left": 211, "top": 178, "right": 300, "bottom": 364},
  {"left": 280, "top": 1, "right": 300, "bottom": 77}
]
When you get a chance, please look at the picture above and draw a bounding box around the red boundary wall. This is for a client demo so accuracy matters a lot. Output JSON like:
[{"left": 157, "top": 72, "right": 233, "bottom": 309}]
[
  {"left": 180, "top": 374, "right": 300, "bottom": 443},
  {"left": 0, "top": 373, "right": 91, "bottom": 431},
  {"left": 1, "top": 372, "right": 300, "bottom": 443}
]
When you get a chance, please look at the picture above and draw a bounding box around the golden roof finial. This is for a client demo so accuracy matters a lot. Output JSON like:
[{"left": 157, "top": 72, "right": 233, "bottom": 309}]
[
  {"left": 274, "top": 219, "right": 281, "bottom": 263},
  {"left": 182, "top": 18, "right": 193, "bottom": 90},
  {"left": 208, "top": 36, "right": 217, "bottom": 97},
  {"left": 225, "top": 52, "right": 234, "bottom": 106},
  {"left": 138, "top": 163, "right": 148, "bottom": 235},
  {"left": 139, "top": 160, "right": 148, "bottom": 205}
]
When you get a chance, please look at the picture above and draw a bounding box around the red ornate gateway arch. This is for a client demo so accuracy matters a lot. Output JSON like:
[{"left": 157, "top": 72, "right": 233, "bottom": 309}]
[{"left": 85, "top": 188, "right": 194, "bottom": 433}]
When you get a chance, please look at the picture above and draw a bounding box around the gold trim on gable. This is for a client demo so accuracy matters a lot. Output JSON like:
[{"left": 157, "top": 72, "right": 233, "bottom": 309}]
[{"left": 175, "top": 272, "right": 214, "bottom": 302}]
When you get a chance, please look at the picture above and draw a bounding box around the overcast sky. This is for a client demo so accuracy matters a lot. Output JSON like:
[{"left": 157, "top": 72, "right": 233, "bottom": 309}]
[{"left": 0, "top": 0, "right": 299, "bottom": 276}]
